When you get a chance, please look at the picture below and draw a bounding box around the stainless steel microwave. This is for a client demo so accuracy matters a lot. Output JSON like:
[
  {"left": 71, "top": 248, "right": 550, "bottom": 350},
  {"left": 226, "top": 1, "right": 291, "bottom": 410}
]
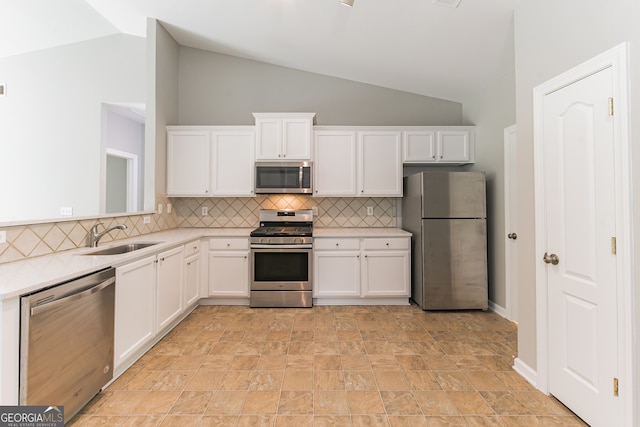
[{"left": 255, "top": 162, "right": 313, "bottom": 194}]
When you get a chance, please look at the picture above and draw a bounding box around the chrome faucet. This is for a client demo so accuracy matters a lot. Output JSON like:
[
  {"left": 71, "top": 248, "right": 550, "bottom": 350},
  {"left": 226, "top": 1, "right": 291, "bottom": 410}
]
[{"left": 89, "top": 222, "right": 127, "bottom": 247}]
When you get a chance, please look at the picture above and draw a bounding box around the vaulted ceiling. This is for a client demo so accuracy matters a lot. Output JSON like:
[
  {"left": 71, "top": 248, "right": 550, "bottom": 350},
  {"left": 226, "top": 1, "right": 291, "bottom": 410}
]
[{"left": 2, "top": 0, "right": 514, "bottom": 102}]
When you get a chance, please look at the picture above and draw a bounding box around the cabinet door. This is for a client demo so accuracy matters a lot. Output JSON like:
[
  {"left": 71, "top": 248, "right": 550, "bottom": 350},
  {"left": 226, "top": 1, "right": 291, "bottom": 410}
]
[
  {"left": 314, "top": 250, "right": 361, "bottom": 297},
  {"left": 359, "top": 131, "right": 402, "bottom": 196},
  {"left": 156, "top": 246, "right": 184, "bottom": 331},
  {"left": 211, "top": 131, "right": 255, "bottom": 196},
  {"left": 282, "top": 118, "right": 312, "bottom": 159},
  {"left": 314, "top": 130, "right": 357, "bottom": 196},
  {"left": 184, "top": 253, "right": 200, "bottom": 308},
  {"left": 437, "top": 130, "right": 470, "bottom": 162},
  {"left": 255, "top": 119, "right": 282, "bottom": 159},
  {"left": 361, "top": 251, "right": 410, "bottom": 297},
  {"left": 208, "top": 251, "right": 249, "bottom": 297},
  {"left": 166, "top": 131, "right": 211, "bottom": 196},
  {"left": 403, "top": 130, "right": 437, "bottom": 163},
  {"left": 115, "top": 255, "right": 156, "bottom": 370}
]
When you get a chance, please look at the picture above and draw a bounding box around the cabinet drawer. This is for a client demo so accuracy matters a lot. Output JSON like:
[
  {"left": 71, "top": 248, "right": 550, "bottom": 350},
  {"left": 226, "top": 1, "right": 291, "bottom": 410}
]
[
  {"left": 184, "top": 240, "right": 201, "bottom": 255},
  {"left": 314, "top": 238, "right": 360, "bottom": 251},
  {"left": 362, "top": 238, "right": 409, "bottom": 250},
  {"left": 210, "top": 238, "right": 249, "bottom": 250}
]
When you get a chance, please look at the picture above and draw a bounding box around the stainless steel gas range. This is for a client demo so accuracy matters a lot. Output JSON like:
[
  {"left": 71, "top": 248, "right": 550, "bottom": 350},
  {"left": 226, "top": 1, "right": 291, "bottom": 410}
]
[{"left": 249, "top": 209, "right": 313, "bottom": 308}]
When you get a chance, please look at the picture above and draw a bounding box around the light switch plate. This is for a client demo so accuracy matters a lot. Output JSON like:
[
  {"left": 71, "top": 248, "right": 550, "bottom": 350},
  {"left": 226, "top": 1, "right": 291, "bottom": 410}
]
[
  {"left": 0, "top": 230, "right": 6, "bottom": 244},
  {"left": 201, "top": 206, "right": 209, "bottom": 216},
  {"left": 157, "top": 203, "right": 163, "bottom": 214},
  {"left": 60, "top": 207, "right": 73, "bottom": 216},
  {"left": 167, "top": 203, "right": 172, "bottom": 214},
  {"left": 366, "top": 206, "right": 374, "bottom": 216},
  {"left": 143, "top": 216, "right": 151, "bottom": 224}
]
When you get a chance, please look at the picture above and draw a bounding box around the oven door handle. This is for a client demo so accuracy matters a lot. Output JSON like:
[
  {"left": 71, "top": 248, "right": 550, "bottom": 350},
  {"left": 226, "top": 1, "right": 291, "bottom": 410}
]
[{"left": 250, "top": 244, "right": 313, "bottom": 249}]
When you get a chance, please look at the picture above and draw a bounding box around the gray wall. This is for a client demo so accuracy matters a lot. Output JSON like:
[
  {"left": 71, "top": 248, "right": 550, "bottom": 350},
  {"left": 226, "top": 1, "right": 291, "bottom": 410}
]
[
  {"left": 177, "top": 47, "right": 463, "bottom": 126},
  {"left": 513, "top": 0, "right": 640, "bottom": 379},
  {"left": 462, "top": 68, "right": 516, "bottom": 315},
  {"left": 149, "top": 20, "right": 180, "bottom": 197}
]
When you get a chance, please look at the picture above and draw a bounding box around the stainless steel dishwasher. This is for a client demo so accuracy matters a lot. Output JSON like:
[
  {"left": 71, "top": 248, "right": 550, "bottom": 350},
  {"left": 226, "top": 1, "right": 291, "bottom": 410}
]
[{"left": 19, "top": 267, "right": 115, "bottom": 422}]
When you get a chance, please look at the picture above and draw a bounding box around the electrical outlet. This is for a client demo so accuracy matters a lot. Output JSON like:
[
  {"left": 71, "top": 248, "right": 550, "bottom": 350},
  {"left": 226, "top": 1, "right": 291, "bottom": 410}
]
[
  {"left": 201, "top": 206, "right": 208, "bottom": 216},
  {"left": 0, "top": 230, "right": 6, "bottom": 244},
  {"left": 366, "top": 206, "right": 374, "bottom": 216},
  {"left": 312, "top": 206, "right": 319, "bottom": 216},
  {"left": 143, "top": 216, "right": 151, "bottom": 224},
  {"left": 167, "top": 203, "right": 172, "bottom": 214},
  {"left": 157, "top": 203, "right": 163, "bottom": 214}
]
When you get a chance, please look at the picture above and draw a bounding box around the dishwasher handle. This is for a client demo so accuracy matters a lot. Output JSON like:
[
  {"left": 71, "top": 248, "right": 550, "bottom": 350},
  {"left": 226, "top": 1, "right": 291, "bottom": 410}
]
[{"left": 30, "top": 277, "right": 115, "bottom": 317}]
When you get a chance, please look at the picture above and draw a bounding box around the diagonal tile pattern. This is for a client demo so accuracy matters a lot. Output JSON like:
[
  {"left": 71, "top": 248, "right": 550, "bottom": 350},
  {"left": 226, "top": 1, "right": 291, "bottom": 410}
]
[
  {"left": 70, "top": 305, "right": 587, "bottom": 426},
  {"left": 0, "top": 196, "right": 178, "bottom": 264},
  {"left": 170, "top": 195, "right": 397, "bottom": 229}
]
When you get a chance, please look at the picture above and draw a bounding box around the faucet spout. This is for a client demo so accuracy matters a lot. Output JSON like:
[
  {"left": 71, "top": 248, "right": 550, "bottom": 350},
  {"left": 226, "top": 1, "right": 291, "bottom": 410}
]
[{"left": 89, "top": 223, "right": 127, "bottom": 247}]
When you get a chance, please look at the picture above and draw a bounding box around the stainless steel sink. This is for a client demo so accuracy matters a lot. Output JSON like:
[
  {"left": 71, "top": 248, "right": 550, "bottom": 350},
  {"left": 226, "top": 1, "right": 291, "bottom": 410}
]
[{"left": 82, "top": 242, "right": 160, "bottom": 256}]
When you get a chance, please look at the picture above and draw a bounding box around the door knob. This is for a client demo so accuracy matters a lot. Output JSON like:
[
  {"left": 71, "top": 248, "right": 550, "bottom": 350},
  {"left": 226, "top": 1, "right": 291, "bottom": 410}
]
[
  {"left": 543, "top": 252, "right": 559, "bottom": 265},
  {"left": 508, "top": 233, "right": 518, "bottom": 240}
]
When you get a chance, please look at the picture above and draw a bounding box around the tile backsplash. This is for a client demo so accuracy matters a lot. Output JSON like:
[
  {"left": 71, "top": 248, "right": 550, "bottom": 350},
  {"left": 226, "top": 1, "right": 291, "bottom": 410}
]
[
  {"left": 0, "top": 195, "right": 398, "bottom": 264},
  {"left": 171, "top": 195, "right": 397, "bottom": 229},
  {"left": 0, "top": 196, "right": 178, "bottom": 265}
]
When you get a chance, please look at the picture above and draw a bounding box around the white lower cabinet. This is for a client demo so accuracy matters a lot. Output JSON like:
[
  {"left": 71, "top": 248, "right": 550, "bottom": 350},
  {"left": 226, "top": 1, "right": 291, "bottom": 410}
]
[
  {"left": 313, "top": 236, "right": 410, "bottom": 302},
  {"left": 114, "top": 255, "right": 157, "bottom": 372},
  {"left": 156, "top": 246, "right": 185, "bottom": 332},
  {"left": 208, "top": 238, "right": 250, "bottom": 298},
  {"left": 183, "top": 240, "right": 201, "bottom": 308},
  {"left": 314, "top": 238, "right": 361, "bottom": 297},
  {"left": 114, "top": 245, "right": 185, "bottom": 373}
]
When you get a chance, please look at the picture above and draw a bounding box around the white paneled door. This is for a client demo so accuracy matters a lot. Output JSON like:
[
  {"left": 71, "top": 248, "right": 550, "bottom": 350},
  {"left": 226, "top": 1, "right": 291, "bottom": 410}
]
[{"left": 542, "top": 66, "right": 619, "bottom": 426}]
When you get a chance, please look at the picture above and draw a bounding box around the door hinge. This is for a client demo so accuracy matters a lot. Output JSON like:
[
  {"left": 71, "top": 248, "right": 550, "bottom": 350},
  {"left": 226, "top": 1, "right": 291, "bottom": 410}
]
[
  {"left": 611, "top": 237, "right": 617, "bottom": 255},
  {"left": 608, "top": 97, "right": 614, "bottom": 116},
  {"left": 614, "top": 377, "right": 619, "bottom": 396}
]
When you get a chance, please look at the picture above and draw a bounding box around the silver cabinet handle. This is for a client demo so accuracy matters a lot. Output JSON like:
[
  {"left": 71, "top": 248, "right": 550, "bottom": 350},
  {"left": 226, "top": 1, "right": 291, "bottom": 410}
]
[{"left": 543, "top": 252, "right": 559, "bottom": 265}]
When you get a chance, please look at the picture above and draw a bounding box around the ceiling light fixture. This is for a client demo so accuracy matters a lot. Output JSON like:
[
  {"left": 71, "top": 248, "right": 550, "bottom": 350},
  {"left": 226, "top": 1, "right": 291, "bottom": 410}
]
[
  {"left": 433, "top": 0, "right": 462, "bottom": 8},
  {"left": 339, "top": 0, "right": 354, "bottom": 7}
]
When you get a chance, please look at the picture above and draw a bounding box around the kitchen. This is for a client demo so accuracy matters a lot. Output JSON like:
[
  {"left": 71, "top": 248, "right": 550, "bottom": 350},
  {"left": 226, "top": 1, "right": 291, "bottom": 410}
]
[{"left": 1, "top": 1, "right": 639, "bottom": 426}]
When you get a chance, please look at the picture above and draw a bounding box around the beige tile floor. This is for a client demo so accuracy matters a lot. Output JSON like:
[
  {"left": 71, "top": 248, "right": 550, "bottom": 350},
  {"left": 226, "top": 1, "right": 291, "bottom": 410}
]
[{"left": 70, "top": 304, "right": 587, "bottom": 426}]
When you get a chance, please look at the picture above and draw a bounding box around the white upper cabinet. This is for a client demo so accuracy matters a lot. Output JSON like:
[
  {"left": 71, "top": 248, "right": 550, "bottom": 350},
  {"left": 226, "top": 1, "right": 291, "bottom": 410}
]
[
  {"left": 166, "top": 131, "right": 211, "bottom": 196},
  {"left": 402, "top": 130, "right": 436, "bottom": 162},
  {"left": 314, "top": 128, "right": 402, "bottom": 197},
  {"left": 210, "top": 130, "right": 255, "bottom": 196},
  {"left": 253, "top": 113, "right": 315, "bottom": 160},
  {"left": 314, "top": 130, "right": 357, "bottom": 197},
  {"left": 437, "top": 129, "right": 472, "bottom": 162},
  {"left": 359, "top": 130, "right": 402, "bottom": 197},
  {"left": 402, "top": 127, "right": 475, "bottom": 165},
  {"left": 166, "top": 126, "right": 255, "bottom": 197}
]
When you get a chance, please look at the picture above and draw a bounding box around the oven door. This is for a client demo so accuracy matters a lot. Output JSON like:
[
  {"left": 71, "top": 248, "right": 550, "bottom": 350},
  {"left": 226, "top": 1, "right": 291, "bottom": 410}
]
[{"left": 250, "top": 245, "right": 313, "bottom": 308}]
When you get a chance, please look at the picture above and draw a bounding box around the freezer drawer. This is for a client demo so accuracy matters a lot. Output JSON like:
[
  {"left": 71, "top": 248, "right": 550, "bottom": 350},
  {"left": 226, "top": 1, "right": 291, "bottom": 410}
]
[{"left": 420, "top": 219, "right": 487, "bottom": 310}]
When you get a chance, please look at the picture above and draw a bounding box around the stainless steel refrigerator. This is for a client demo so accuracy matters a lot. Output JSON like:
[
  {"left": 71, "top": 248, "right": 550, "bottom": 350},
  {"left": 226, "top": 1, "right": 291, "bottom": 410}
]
[{"left": 402, "top": 171, "right": 488, "bottom": 310}]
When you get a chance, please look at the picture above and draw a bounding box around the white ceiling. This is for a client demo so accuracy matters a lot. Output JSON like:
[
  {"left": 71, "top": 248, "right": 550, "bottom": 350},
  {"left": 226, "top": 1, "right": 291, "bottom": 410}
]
[{"left": 2, "top": 0, "right": 515, "bottom": 102}]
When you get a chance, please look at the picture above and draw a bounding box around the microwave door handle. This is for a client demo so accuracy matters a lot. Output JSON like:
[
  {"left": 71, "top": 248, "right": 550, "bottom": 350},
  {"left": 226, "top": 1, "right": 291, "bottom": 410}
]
[{"left": 299, "top": 166, "right": 303, "bottom": 189}]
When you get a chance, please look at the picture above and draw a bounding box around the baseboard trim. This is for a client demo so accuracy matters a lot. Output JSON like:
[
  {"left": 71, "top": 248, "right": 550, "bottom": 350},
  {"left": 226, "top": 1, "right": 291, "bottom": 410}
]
[
  {"left": 488, "top": 300, "right": 509, "bottom": 320},
  {"left": 513, "top": 357, "right": 540, "bottom": 391}
]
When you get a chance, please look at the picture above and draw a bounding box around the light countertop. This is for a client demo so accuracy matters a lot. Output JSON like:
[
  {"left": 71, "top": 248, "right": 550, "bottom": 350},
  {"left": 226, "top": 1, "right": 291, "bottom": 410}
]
[
  {"left": 0, "top": 228, "right": 252, "bottom": 300},
  {"left": 0, "top": 227, "right": 409, "bottom": 300}
]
